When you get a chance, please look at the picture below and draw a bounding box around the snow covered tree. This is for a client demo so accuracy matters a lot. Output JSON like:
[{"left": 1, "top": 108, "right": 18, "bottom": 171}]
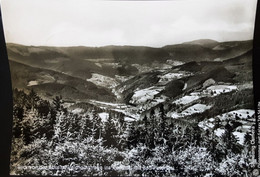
[
  {"left": 103, "top": 115, "right": 118, "bottom": 148},
  {"left": 215, "top": 153, "right": 247, "bottom": 176},
  {"left": 171, "top": 145, "right": 215, "bottom": 176},
  {"left": 222, "top": 123, "right": 242, "bottom": 154},
  {"left": 53, "top": 111, "right": 69, "bottom": 143},
  {"left": 79, "top": 114, "right": 92, "bottom": 140},
  {"left": 27, "top": 89, "right": 40, "bottom": 110},
  {"left": 91, "top": 109, "right": 102, "bottom": 140},
  {"left": 67, "top": 113, "right": 81, "bottom": 141},
  {"left": 127, "top": 121, "right": 141, "bottom": 148},
  {"left": 52, "top": 95, "right": 67, "bottom": 115},
  {"left": 21, "top": 109, "right": 37, "bottom": 145}
]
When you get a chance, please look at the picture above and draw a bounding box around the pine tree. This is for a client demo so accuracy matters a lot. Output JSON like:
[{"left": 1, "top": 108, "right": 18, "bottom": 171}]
[
  {"left": 53, "top": 96, "right": 64, "bottom": 112},
  {"left": 192, "top": 124, "right": 202, "bottom": 146},
  {"left": 67, "top": 113, "right": 80, "bottom": 141},
  {"left": 103, "top": 115, "right": 118, "bottom": 147},
  {"left": 27, "top": 89, "right": 40, "bottom": 110},
  {"left": 221, "top": 123, "right": 242, "bottom": 155},
  {"left": 80, "top": 114, "right": 92, "bottom": 140},
  {"left": 21, "top": 109, "right": 37, "bottom": 145},
  {"left": 244, "top": 131, "right": 251, "bottom": 146},
  {"left": 158, "top": 104, "right": 167, "bottom": 145},
  {"left": 36, "top": 100, "right": 50, "bottom": 117},
  {"left": 53, "top": 111, "right": 69, "bottom": 143},
  {"left": 127, "top": 122, "right": 140, "bottom": 148},
  {"left": 91, "top": 109, "right": 102, "bottom": 140},
  {"left": 13, "top": 106, "right": 23, "bottom": 138},
  {"left": 147, "top": 109, "right": 156, "bottom": 149},
  {"left": 44, "top": 112, "right": 55, "bottom": 140}
]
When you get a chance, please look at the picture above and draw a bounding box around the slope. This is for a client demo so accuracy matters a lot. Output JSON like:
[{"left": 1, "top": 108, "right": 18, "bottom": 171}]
[{"left": 9, "top": 60, "right": 115, "bottom": 102}]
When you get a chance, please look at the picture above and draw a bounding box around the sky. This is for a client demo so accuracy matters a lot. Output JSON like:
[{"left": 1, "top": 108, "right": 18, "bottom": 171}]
[{"left": 1, "top": 0, "right": 258, "bottom": 47}]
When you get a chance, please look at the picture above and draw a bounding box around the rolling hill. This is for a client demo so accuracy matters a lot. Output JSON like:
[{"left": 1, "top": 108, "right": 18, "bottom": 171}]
[
  {"left": 163, "top": 40, "right": 252, "bottom": 62},
  {"left": 7, "top": 39, "right": 253, "bottom": 104},
  {"left": 9, "top": 60, "right": 115, "bottom": 102}
]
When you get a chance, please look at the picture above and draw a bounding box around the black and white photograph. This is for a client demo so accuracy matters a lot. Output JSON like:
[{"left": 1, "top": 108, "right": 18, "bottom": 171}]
[{"left": 1, "top": 0, "right": 258, "bottom": 176}]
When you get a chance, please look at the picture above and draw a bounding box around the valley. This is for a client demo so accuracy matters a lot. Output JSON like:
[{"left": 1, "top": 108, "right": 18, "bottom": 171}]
[{"left": 9, "top": 39, "right": 255, "bottom": 176}]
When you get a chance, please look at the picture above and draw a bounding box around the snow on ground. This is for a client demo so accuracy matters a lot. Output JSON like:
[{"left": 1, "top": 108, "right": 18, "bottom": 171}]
[
  {"left": 111, "top": 109, "right": 127, "bottom": 114},
  {"left": 27, "top": 80, "right": 38, "bottom": 86},
  {"left": 131, "top": 64, "right": 154, "bottom": 73},
  {"left": 230, "top": 109, "right": 254, "bottom": 118},
  {"left": 214, "top": 128, "right": 225, "bottom": 137},
  {"left": 201, "top": 109, "right": 254, "bottom": 123},
  {"left": 90, "top": 100, "right": 127, "bottom": 108},
  {"left": 137, "top": 95, "right": 167, "bottom": 112},
  {"left": 84, "top": 58, "right": 115, "bottom": 62},
  {"left": 153, "top": 97, "right": 166, "bottom": 104},
  {"left": 112, "top": 88, "right": 122, "bottom": 100},
  {"left": 190, "top": 92, "right": 200, "bottom": 96},
  {"left": 64, "top": 102, "right": 75, "bottom": 108},
  {"left": 182, "top": 83, "right": 187, "bottom": 91},
  {"left": 168, "top": 112, "right": 180, "bottom": 119},
  {"left": 239, "top": 125, "right": 251, "bottom": 132},
  {"left": 159, "top": 73, "right": 184, "bottom": 82},
  {"left": 111, "top": 108, "right": 140, "bottom": 120},
  {"left": 130, "top": 87, "right": 163, "bottom": 105},
  {"left": 182, "top": 104, "right": 211, "bottom": 116},
  {"left": 87, "top": 73, "right": 119, "bottom": 89},
  {"left": 115, "top": 75, "right": 134, "bottom": 83},
  {"left": 208, "top": 118, "right": 215, "bottom": 122},
  {"left": 158, "top": 72, "right": 192, "bottom": 83},
  {"left": 89, "top": 100, "right": 140, "bottom": 120},
  {"left": 124, "top": 117, "right": 135, "bottom": 122},
  {"left": 217, "top": 109, "right": 254, "bottom": 121},
  {"left": 205, "top": 85, "right": 237, "bottom": 96},
  {"left": 71, "top": 108, "right": 84, "bottom": 114},
  {"left": 98, "top": 112, "right": 109, "bottom": 122},
  {"left": 233, "top": 132, "right": 246, "bottom": 145},
  {"left": 95, "top": 63, "right": 102, "bottom": 68},
  {"left": 168, "top": 104, "right": 211, "bottom": 119},
  {"left": 198, "top": 121, "right": 214, "bottom": 131},
  {"left": 199, "top": 109, "right": 254, "bottom": 129},
  {"left": 102, "top": 62, "right": 121, "bottom": 69},
  {"left": 166, "top": 60, "right": 184, "bottom": 66},
  {"left": 238, "top": 82, "right": 253, "bottom": 90},
  {"left": 173, "top": 95, "right": 200, "bottom": 105},
  {"left": 213, "top": 58, "right": 222, "bottom": 61},
  {"left": 198, "top": 109, "right": 254, "bottom": 144}
]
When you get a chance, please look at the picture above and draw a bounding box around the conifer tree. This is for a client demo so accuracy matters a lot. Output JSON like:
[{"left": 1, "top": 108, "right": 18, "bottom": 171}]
[
  {"left": 103, "top": 115, "right": 118, "bottom": 147},
  {"left": 28, "top": 89, "right": 40, "bottom": 110},
  {"left": 36, "top": 100, "right": 50, "bottom": 117},
  {"left": 79, "top": 114, "right": 92, "bottom": 140},
  {"left": 91, "top": 109, "right": 102, "bottom": 140}
]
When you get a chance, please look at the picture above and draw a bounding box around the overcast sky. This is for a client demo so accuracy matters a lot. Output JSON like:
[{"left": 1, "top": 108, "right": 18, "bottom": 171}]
[{"left": 1, "top": 0, "right": 258, "bottom": 47}]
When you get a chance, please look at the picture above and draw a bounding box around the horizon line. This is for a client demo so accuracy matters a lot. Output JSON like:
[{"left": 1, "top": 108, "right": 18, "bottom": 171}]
[{"left": 5, "top": 38, "right": 253, "bottom": 48}]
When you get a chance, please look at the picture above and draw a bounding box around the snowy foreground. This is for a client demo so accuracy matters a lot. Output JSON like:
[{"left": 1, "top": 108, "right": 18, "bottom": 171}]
[
  {"left": 198, "top": 109, "right": 254, "bottom": 145},
  {"left": 10, "top": 77, "right": 255, "bottom": 176}
]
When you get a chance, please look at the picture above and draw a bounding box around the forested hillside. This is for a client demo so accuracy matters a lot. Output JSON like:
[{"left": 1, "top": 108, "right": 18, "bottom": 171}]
[
  {"left": 8, "top": 39, "right": 255, "bottom": 176},
  {"left": 10, "top": 88, "right": 254, "bottom": 176}
]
